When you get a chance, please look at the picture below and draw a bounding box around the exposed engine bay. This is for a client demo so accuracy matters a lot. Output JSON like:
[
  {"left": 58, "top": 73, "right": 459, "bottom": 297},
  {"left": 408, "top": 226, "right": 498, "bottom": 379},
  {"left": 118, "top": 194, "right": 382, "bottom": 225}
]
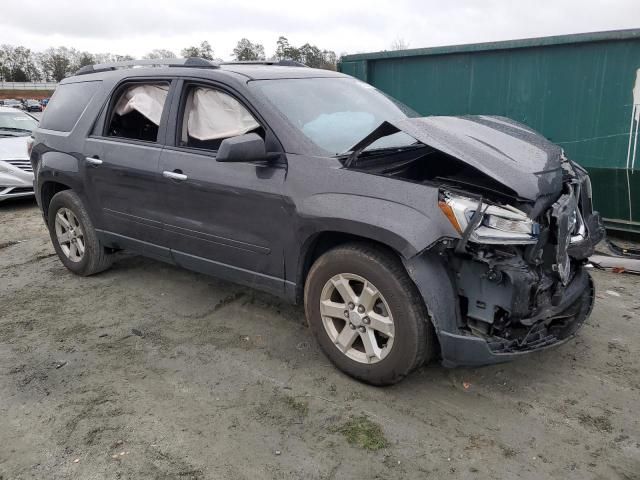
[{"left": 344, "top": 115, "right": 606, "bottom": 360}]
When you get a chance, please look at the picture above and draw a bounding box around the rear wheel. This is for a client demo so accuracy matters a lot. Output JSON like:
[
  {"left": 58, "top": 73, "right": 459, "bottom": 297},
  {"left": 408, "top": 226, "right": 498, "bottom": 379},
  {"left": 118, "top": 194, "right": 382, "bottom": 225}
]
[
  {"left": 48, "top": 190, "right": 113, "bottom": 276},
  {"left": 304, "top": 243, "right": 435, "bottom": 385}
]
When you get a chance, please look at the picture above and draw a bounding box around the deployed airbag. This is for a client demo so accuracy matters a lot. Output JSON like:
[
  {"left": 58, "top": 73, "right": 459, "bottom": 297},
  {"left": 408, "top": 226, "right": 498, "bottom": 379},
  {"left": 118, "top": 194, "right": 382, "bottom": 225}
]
[
  {"left": 114, "top": 84, "right": 169, "bottom": 125},
  {"left": 184, "top": 88, "right": 259, "bottom": 141}
]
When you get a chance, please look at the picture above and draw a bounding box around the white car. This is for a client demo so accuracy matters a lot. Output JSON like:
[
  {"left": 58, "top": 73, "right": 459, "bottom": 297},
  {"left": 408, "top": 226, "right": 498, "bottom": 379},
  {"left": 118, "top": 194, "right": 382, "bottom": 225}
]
[{"left": 0, "top": 106, "right": 38, "bottom": 202}]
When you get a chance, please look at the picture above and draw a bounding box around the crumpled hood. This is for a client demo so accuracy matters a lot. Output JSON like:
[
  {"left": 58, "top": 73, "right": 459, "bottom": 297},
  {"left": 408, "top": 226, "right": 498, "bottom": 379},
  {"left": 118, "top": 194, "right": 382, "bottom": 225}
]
[
  {"left": 387, "top": 115, "right": 564, "bottom": 200},
  {"left": 0, "top": 136, "right": 30, "bottom": 161}
]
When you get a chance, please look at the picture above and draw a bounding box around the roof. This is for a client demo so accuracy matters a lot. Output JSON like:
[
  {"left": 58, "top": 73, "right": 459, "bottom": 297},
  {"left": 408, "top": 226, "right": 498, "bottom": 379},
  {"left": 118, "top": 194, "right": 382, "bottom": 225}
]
[
  {"left": 70, "top": 57, "right": 345, "bottom": 82},
  {"left": 218, "top": 64, "right": 344, "bottom": 80},
  {"left": 341, "top": 28, "right": 640, "bottom": 62}
]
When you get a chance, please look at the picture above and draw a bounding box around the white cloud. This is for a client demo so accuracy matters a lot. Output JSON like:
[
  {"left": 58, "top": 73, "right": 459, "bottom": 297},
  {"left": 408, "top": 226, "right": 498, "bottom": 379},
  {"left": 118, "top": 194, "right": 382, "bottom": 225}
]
[{"left": 0, "top": 0, "right": 638, "bottom": 59}]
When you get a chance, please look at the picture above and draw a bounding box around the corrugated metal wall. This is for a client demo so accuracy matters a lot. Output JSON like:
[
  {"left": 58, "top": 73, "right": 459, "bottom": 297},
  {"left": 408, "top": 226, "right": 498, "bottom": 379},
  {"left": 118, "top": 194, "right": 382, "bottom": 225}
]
[{"left": 340, "top": 29, "right": 640, "bottom": 233}]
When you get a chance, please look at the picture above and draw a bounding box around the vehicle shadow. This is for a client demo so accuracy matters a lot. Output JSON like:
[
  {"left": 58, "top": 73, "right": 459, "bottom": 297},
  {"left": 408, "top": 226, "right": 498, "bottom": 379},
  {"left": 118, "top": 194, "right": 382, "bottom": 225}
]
[{"left": 0, "top": 196, "right": 37, "bottom": 211}]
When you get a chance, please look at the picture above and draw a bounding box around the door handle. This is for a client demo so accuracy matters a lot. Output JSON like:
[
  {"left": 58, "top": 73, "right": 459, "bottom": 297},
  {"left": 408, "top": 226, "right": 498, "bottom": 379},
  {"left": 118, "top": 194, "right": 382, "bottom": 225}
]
[
  {"left": 163, "top": 170, "right": 188, "bottom": 181},
  {"left": 85, "top": 156, "right": 103, "bottom": 166}
]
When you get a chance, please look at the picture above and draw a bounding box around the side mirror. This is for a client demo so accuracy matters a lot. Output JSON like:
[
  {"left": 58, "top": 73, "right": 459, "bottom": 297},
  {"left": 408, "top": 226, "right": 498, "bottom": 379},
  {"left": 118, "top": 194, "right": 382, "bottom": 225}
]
[{"left": 216, "top": 133, "right": 266, "bottom": 163}]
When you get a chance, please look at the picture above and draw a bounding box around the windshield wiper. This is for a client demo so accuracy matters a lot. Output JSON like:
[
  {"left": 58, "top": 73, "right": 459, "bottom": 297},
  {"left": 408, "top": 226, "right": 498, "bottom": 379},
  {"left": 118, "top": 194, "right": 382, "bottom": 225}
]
[
  {"left": 0, "top": 127, "right": 32, "bottom": 133},
  {"left": 358, "top": 143, "right": 423, "bottom": 156},
  {"left": 344, "top": 143, "right": 424, "bottom": 167}
]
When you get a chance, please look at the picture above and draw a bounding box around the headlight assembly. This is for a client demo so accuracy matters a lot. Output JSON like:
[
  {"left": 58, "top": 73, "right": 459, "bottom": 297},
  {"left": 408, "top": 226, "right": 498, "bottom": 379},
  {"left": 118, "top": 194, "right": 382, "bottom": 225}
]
[{"left": 439, "top": 191, "right": 538, "bottom": 244}]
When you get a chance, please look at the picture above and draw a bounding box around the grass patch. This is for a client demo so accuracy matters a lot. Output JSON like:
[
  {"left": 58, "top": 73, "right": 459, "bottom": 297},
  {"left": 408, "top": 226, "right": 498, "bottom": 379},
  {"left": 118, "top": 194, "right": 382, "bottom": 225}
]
[
  {"left": 284, "top": 395, "right": 309, "bottom": 417},
  {"left": 499, "top": 444, "right": 518, "bottom": 458},
  {"left": 332, "top": 415, "right": 388, "bottom": 450},
  {"left": 577, "top": 412, "right": 613, "bottom": 433}
]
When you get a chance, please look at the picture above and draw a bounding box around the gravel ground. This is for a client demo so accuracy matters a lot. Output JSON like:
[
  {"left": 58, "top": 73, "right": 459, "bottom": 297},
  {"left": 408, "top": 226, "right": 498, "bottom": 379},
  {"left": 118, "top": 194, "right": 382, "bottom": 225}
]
[{"left": 1, "top": 198, "right": 639, "bottom": 480}]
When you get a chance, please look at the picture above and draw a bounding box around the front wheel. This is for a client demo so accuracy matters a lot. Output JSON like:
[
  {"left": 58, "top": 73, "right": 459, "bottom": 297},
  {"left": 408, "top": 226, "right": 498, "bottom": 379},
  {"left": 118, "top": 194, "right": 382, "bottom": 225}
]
[
  {"left": 304, "top": 243, "right": 435, "bottom": 385},
  {"left": 47, "top": 190, "right": 113, "bottom": 276}
]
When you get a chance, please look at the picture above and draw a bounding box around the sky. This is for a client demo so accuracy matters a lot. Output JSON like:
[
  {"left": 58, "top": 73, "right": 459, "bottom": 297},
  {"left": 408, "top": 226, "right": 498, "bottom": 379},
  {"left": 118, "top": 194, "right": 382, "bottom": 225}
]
[{"left": 1, "top": 0, "right": 639, "bottom": 60}]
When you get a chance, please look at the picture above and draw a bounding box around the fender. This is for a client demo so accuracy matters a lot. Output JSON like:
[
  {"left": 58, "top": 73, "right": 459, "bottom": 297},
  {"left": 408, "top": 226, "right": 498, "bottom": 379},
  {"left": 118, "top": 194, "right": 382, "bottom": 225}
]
[
  {"left": 288, "top": 191, "right": 459, "bottom": 302},
  {"left": 297, "top": 192, "right": 455, "bottom": 258},
  {"left": 38, "top": 150, "right": 84, "bottom": 191},
  {"left": 36, "top": 150, "right": 89, "bottom": 220}
]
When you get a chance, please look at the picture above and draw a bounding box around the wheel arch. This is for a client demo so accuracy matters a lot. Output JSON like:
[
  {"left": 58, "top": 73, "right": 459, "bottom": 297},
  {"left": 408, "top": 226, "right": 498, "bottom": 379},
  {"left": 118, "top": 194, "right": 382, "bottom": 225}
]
[
  {"left": 295, "top": 230, "right": 407, "bottom": 305},
  {"left": 295, "top": 229, "right": 456, "bottom": 359},
  {"left": 40, "top": 180, "right": 72, "bottom": 225}
]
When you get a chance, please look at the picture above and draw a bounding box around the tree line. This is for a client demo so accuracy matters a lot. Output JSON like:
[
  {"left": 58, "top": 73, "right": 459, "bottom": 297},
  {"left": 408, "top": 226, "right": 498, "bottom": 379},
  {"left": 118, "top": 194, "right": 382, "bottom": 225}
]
[{"left": 0, "top": 37, "right": 338, "bottom": 83}]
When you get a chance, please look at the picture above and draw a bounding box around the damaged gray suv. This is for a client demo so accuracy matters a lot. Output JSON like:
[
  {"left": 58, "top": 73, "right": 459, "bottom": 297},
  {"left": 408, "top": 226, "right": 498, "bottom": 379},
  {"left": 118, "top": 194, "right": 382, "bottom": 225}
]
[{"left": 31, "top": 58, "right": 605, "bottom": 385}]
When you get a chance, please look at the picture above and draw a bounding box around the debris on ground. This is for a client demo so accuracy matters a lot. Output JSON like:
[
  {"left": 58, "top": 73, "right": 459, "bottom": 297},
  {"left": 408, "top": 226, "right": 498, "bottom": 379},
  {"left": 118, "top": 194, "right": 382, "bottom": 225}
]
[{"left": 590, "top": 255, "right": 640, "bottom": 275}]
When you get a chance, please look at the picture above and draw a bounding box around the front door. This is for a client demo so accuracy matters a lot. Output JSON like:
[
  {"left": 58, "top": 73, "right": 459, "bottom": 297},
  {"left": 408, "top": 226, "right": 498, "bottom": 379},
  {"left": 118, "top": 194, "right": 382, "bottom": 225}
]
[{"left": 158, "top": 83, "right": 289, "bottom": 296}]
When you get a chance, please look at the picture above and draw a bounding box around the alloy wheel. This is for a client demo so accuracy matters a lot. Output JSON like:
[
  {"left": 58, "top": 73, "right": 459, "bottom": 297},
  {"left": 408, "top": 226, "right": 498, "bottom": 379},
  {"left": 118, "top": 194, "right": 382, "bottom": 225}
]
[
  {"left": 54, "top": 207, "right": 85, "bottom": 262},
  {"left": 319, "top": 273, "right": 395, "bottom": 364}
]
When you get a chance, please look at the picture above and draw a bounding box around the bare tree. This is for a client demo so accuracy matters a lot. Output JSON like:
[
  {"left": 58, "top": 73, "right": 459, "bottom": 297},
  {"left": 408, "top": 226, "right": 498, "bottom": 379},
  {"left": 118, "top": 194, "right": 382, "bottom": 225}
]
[
  {"left": 143, "top": 49, "right": 177, "bottom": 60},
  {"left": 390, "top": 37, "right": 410, "bottom": 51},
  {"left": 39, "top": 47, "right": 76, "bottom": 82},
  {"left": 1, "top": 45, "right": 41, "bottom": 81},
  {"left": 75, "top": 51, "right": 95, "bottom": 68}
]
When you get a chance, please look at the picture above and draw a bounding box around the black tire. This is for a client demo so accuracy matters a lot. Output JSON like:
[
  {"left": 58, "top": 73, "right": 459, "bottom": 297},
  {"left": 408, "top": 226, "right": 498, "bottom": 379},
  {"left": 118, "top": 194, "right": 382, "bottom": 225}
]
[
  {"left": 47, "top": 190, "right": 113, "bottom": 276},
  {"left": 304, "top": 243, "right": 435, "bottom": 386}
]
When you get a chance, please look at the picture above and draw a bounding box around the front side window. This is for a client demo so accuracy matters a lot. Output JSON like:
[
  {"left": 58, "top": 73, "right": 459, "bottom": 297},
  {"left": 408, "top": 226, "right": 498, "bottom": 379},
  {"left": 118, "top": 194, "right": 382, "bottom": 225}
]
[
  {"left": 180, "top": 86, "right": 260, "bottom": 151},
  {"left": 249, "top": 77, "right": 418, "bottom": 155},
  {"left": 106, "top": 82, "right": 169, "bottom": 142}
]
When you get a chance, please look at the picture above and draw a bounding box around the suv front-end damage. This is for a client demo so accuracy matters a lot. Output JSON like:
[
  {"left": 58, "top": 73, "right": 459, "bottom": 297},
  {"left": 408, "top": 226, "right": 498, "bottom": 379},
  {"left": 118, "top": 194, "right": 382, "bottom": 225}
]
[
  {"left": 346, "top": 115, "right": 605, "bottom": 367},
  {"left": 412, "top": 160, "right": 604, "bottom": 367}
]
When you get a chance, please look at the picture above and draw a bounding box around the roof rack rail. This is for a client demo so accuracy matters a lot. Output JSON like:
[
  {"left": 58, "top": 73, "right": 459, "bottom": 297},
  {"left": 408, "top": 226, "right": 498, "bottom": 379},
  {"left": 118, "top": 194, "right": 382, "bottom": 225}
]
[
  {"left": 74, "top": 57, "right": 219, "bottom": 76},
  {"left": 221, "top": 60, "right": 307, "bottom": 67}
]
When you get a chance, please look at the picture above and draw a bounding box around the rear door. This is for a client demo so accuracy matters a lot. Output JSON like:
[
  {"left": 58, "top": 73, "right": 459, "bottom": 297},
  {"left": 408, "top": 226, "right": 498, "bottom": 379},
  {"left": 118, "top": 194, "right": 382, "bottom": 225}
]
[
  {"left": 158, "top": 80, "right": 289, "bottom": 296},
  {"left": 83, "top": 78, "right": 175, "bottom": 259}
]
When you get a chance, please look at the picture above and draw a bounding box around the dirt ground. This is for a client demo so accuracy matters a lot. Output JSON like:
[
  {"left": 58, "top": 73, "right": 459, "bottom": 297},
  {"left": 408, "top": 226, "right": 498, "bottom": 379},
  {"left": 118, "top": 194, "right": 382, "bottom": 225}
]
[{"left": 1, "top": 198, "right": 639, "bottom": 480}]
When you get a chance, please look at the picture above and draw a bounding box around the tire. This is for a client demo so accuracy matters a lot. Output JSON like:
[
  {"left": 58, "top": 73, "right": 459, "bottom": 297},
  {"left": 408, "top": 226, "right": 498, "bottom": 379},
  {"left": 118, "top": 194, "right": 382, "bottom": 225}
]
[
  {"left": 47, "top": 190, "right": 113, "bottom": 276},
  {"left": 304, "top": 242, "right": 435, "bottom": 386}
]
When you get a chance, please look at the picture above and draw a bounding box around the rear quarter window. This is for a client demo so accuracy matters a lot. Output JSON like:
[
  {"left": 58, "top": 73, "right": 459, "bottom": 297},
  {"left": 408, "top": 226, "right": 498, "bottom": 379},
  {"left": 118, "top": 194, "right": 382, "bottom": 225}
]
[{"left": 39, "top": 81, "right": 101, "bottom": 132}]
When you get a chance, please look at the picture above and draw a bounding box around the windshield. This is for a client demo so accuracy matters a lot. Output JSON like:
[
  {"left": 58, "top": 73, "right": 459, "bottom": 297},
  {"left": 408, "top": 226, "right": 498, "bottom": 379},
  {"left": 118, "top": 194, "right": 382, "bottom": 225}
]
[
  {"left": 249, "top": 77, "right": 418, "bottom": 155},
  {"left": 0, "top": 111, "right": 38, "bottom": 135}
]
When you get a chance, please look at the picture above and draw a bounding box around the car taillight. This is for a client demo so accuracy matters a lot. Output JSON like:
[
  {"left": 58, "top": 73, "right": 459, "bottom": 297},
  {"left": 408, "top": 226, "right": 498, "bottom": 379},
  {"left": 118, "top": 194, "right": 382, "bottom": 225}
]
[{"left": 26, "top": 137, "right": 34, "bottom": 158}]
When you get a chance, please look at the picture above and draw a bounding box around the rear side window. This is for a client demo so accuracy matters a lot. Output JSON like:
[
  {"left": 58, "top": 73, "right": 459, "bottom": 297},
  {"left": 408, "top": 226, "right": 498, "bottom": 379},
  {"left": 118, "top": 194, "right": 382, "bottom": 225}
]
[
  {"left": 39, "top": 81, "right": 100, "bottom": 132},
  {"left": 106, "top": 82, "right": 169, "bottom": 143}
]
